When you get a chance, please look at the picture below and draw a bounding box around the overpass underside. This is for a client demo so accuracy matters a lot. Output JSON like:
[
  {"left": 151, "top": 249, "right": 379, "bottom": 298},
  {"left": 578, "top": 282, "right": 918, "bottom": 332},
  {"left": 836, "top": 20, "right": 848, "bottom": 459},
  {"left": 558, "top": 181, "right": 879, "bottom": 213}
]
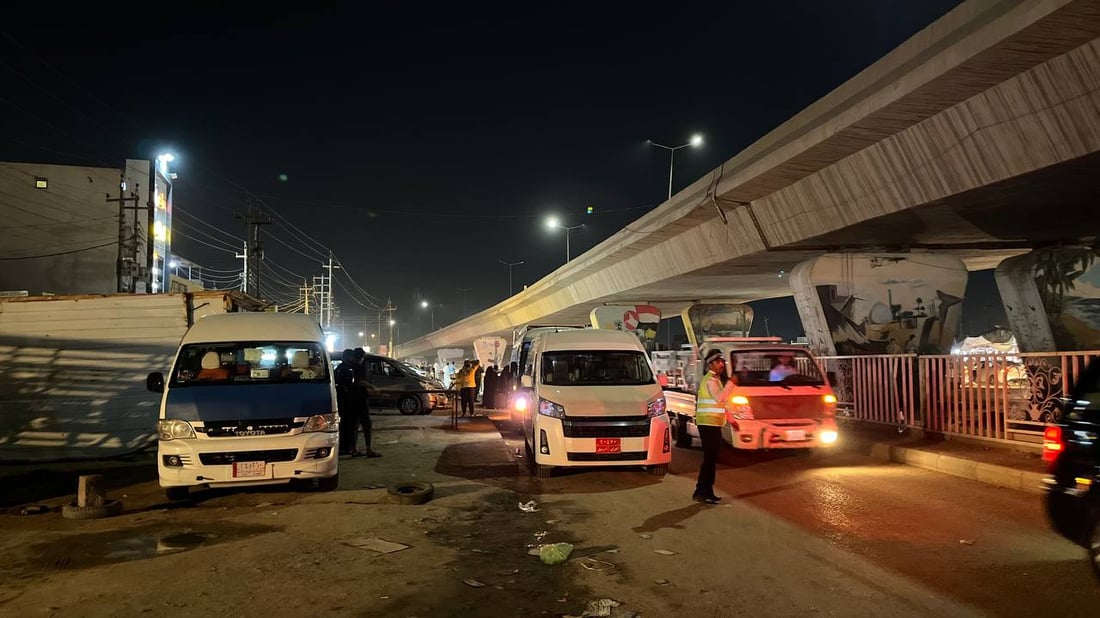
[{"left": 399, "top": 0, "right": 1100, "bottom": 357}]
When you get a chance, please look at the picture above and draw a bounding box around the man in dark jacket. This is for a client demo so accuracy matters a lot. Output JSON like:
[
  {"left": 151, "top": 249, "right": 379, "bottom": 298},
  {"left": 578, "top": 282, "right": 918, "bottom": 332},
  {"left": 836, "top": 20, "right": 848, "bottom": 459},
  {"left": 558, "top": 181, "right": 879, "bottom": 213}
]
[
  {"left": 352, "top": 348, "right": 380, "bottom": 457},
  {"left": 334, "top": 349, "right": 357, "bottom": 456}
]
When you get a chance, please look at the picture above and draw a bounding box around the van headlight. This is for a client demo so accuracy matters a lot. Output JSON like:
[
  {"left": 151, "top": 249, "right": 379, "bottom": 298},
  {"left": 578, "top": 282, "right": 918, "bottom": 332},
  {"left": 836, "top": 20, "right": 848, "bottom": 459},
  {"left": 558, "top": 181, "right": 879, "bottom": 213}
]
[
  {"left": 646, "top": 396, "right": 667, "bottom": 418},
  {"left": 538, "top": 398, "right": 565, "bottom": 419},
  {"left": 158, "top": 419, "right": 196, "bottom": 441},
  {"left": 304, "top": 413, "right": 339, "bottom": 433}
]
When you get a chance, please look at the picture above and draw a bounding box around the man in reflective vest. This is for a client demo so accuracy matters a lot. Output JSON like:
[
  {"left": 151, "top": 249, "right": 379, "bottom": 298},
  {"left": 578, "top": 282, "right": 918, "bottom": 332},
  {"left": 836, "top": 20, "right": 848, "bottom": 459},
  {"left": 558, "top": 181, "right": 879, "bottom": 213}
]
[{"left": 694, "top": 348, "right": 736, "bottom": 504}]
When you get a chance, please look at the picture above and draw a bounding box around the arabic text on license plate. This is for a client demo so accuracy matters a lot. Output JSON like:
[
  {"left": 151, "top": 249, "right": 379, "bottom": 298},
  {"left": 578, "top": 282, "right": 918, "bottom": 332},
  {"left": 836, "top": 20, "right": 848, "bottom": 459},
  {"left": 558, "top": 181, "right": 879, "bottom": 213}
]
[
  {"left": 595, "top": 438, "right": 621, "bottom": 454},
  {"left": 785, "top": 430, "right": 806, "bottom": 442},
  {"left": 233, "top": 461, "right": 266, "bottom": 478}
]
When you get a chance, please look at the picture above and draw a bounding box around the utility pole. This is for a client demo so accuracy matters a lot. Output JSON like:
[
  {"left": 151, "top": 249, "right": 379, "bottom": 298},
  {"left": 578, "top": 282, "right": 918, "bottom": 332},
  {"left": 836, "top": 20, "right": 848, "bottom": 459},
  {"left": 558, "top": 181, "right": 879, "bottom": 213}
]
[
  {"left": 381, "top": 298, "right": 397, "bottom": 355},
  {"left": 107, "top": 173, "right": 141, "bottom": 293},
  {"left": 300, "top": 280, "right": 312, "bottom": 315},
  {"left": 322, "top": 256, "right": 340, "bottom": 329},
  {"left": 236, "top": 198, "right": 271, "bottom": 298},
  {"left": 235, "top": 241, "right": 248, "bottom": 292}
]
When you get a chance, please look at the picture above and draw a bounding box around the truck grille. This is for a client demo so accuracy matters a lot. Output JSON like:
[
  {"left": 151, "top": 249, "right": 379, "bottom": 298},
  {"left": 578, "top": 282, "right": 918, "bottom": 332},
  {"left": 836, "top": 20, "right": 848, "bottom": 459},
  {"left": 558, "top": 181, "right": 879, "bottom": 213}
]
[
  {"left": 199, "top": 449, "right": 298, "bottom": 465},
  {"left": 567, "top": 451, "right": 648, "bottom": 462},
  {"left": 201, "top": 419, "right": 302, "bottom": 437},
  {"left": 562, "top": 416, "right": 650, "bottom": 438}
]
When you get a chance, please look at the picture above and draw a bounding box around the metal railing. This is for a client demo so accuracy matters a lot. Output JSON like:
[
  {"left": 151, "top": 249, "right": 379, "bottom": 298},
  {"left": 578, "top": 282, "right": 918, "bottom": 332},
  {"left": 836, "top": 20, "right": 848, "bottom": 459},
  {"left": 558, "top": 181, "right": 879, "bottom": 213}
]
[{"left": 818, "top": 351, "right": 1100, "bottom": 447}]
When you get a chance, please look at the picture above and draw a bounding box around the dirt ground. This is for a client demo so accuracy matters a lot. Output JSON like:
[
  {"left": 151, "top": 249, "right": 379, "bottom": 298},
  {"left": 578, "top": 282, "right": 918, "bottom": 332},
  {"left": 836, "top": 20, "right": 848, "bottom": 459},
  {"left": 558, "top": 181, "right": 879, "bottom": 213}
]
[{"left": 0, "top": 409, "right": 1042, "bottom": 617}]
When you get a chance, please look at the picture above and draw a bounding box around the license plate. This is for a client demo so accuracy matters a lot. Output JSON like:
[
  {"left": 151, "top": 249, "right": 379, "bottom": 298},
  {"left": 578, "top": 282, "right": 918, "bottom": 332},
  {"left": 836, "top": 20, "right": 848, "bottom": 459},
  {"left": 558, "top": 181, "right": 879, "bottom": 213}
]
[
  {"left": 233, "top": 461, "right": 266, "bottom": 478},
  {"left": 595, "top": 438, "right": 621, "bottom": 454},
  {"left": 785, "top": 430, "right": 806, "bottom": 442}
]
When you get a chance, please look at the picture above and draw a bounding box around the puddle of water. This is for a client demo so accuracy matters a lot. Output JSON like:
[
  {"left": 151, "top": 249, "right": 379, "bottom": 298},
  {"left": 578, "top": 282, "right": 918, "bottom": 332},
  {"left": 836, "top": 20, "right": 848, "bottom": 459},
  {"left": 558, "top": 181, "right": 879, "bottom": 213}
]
[
  {"left": 26, "top": 522, "right": 276, "bottom": 574},
  {"left": 103, "top": 532, "right": 211, "bottom": 560}
]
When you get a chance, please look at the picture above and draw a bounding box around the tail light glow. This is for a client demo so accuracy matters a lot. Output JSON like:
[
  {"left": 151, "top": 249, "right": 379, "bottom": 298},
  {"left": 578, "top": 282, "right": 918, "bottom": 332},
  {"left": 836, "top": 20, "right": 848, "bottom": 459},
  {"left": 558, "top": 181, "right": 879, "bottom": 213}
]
[{"left": 1042, "top": 426, "right": 1064, "bottom": 468}]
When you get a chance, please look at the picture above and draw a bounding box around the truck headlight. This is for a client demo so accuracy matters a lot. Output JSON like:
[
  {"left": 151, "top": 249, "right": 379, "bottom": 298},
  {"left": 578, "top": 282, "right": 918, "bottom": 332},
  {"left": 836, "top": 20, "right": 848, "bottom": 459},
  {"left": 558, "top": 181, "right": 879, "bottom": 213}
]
[
  {"left": 157, "top": 419, "right": 196, "bottom": 441},
  {"left": 646, "top": 396, "right": 667, "bottom": 418},
  {"left": 820, "top": 430, "right": 838, "bottom": 444},
  {"left": 538, "top": 398, "right": 565, "bottom": 419},
  {"left": 304, "top": 413, "right": 339, "bottom": 433},
  {"left": 730, "top": 395, "right": 754, "bottom": 420}
]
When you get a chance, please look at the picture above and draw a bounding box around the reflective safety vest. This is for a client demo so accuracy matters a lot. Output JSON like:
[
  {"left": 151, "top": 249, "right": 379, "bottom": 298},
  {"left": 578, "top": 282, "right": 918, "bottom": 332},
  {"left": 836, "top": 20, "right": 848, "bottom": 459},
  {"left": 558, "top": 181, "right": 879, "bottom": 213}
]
[{"left": 695, "top": 373, "right": 727, "bottom": 427}]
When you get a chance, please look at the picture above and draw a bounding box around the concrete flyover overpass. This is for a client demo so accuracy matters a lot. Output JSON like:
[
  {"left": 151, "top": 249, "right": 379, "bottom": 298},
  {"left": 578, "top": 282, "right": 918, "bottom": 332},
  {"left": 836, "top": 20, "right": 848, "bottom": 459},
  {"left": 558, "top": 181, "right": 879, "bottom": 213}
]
[{"left": 398, "top": 0, "right": 1100, "bottom": 359}]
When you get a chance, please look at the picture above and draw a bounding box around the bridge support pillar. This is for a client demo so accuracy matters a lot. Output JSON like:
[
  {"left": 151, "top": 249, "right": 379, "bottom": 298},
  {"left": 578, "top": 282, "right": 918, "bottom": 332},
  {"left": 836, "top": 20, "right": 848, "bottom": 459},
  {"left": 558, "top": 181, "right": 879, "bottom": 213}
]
[
  {"left": 994, "top": 247, "right": 1100, "bottom": 352},
  {"left": 790, "top": 253, "right": 968, "bottom": 356}
]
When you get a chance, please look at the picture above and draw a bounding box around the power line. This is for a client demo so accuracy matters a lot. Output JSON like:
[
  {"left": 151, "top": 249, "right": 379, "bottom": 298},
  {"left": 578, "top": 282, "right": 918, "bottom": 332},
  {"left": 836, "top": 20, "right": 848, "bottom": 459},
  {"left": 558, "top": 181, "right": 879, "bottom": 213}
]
[
  {"left": 0, "top": 239, "right": 116, "bottom": 260},
  {"left": 174, "top": 207, "right": 245, "bottom": 243},
  {"left": 173, "top": 218, "right": 241, "bottom": 252}
]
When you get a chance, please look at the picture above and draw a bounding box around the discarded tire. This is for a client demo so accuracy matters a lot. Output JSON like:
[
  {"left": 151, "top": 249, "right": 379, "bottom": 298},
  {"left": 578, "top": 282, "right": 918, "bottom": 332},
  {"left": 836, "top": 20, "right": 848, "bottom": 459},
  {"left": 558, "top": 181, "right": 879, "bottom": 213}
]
[
  {"left": 61, "top": 500, "right": 123, "bottom": 520},
  {"left": 386, "top": 481, "right": 434, "bottom": 505}
]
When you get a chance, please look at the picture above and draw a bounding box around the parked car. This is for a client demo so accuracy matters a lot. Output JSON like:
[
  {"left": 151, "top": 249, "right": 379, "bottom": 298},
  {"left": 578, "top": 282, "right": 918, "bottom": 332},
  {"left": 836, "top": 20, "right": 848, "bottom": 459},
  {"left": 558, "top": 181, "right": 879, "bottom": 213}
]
[
  {"left": 1042, "top": 357, "right": 1100, "bottom": 579},
  {"left": 360, "top": 353, "right": 445, "bottom": 415}
]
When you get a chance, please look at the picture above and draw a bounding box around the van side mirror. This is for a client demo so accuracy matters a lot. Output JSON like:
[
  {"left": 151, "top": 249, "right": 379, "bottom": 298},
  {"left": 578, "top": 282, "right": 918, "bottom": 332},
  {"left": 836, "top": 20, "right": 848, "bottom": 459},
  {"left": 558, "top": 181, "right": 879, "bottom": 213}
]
[
  {"left": 826, "top": 371, "right": 837, "bottom": 387},
  {"left": 147, "top": 371, "right": 165, "bottom": 393},
  {"left": 520, "top": 375, "right": 533, "bottom": 389}
]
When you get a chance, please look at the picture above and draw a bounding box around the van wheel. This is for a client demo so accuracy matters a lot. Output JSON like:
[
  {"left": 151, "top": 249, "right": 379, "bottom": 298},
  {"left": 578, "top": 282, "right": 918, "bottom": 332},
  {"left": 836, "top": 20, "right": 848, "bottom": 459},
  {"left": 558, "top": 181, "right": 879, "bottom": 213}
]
[
  {"left": 674, "top": 415, "right": 693, "bottom": 448},
  {"left": 398, "top": 395, "right": 421, "bottom": 416},
  {"left": 165, "top": 487, "right": 190, "bottom": 501},
  {"left": 648, "top": 464, "right": 669, "bottom": 477},
  {"left": 317, "top": 473, "right": 339, "bottom": 492},
  {"left": 525, "top": 439, "right": 554, "bottom": 479}
]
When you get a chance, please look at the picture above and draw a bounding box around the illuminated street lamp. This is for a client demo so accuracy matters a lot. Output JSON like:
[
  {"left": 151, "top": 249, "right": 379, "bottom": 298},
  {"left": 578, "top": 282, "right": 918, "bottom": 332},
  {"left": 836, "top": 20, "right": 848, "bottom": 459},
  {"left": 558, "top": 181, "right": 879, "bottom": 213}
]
[
  {"left": 545, "top": 216, "right": 583, "bottom": 263},
  {"left": 647, "top": 134, "right": 703, "bottom": 200},
  {"left": 421, "top": 299, "right": 435, "bottom": 331}
]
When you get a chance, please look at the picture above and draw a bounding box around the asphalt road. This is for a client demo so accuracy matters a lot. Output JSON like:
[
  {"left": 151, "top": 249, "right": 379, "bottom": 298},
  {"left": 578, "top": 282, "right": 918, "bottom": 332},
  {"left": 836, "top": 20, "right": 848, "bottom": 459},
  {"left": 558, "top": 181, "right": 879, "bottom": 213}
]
[{"left": 1, "top": 411, "right": 1096, "bottom": 617}]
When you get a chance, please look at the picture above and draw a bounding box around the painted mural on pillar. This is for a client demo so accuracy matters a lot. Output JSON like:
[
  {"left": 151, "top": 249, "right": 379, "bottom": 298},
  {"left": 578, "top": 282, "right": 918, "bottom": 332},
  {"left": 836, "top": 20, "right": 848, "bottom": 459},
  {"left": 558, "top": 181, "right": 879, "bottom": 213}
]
[
  {"left": 590, "top": 305, "right": 661, "bottom": 352},
  {"left": 800, "top": 254, "right": 966, "bottom": 356},
  {"left": 1033, "top": 246, "right": 1100, "bottom": 351}
]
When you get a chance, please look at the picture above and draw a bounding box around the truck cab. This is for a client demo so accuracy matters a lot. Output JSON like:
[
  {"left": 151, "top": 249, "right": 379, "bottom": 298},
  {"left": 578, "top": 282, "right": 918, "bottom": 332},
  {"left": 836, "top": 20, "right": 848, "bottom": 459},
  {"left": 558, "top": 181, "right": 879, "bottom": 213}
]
[{"left": 664, "top": 338, "right": 839, "bottom": 451}]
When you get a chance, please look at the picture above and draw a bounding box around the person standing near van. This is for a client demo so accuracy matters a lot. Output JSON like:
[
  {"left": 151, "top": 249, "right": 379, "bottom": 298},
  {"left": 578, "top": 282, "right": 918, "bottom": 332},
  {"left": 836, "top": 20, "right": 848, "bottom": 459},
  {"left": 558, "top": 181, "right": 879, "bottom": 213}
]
[
  {"left": 694, "top": 349, "right": 736, "bottom": 504},
  {"left": 455, "top": 360, "right": 476, "bottom": 417},
  {"left": 335, "top": 349, "right": 358, "bottom": 456},
  {"left": 352, "top": 348, "right": 381, "bottom": 457},
  {"left": 473, "top": 360, "right": 484, "bottom": 405}
]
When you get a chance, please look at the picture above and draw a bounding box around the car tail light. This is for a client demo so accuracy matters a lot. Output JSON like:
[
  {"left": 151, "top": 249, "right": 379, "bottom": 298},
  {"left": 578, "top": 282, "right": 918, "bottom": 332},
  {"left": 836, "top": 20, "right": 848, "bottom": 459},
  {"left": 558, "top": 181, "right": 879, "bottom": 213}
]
[{"left": 1042, "top": 426, "right": 1064, "bottom": 469}]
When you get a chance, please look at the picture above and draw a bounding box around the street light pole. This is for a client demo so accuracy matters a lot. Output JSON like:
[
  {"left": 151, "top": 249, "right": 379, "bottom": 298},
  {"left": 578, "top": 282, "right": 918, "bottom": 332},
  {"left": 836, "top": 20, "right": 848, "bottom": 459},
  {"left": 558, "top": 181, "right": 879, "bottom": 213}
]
[
  {"left": 497, "top": 259, "right": 525, "bottom": 297},
  {"left": 545, "top": 217, "right": 583, "bottom": 262},
  {"left": 457, "top": 287, "right": 472, "bottom": 316},
  {"left": 648, "top": 134, "right": 703, "bottom": 200}
]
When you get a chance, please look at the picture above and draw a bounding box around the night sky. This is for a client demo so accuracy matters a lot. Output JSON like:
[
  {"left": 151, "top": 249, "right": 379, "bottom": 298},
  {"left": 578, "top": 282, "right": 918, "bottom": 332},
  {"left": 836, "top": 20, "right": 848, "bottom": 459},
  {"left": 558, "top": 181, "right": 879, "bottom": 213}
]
[{"left": 2, "top": 2, "right": 993, "bottom": 343}]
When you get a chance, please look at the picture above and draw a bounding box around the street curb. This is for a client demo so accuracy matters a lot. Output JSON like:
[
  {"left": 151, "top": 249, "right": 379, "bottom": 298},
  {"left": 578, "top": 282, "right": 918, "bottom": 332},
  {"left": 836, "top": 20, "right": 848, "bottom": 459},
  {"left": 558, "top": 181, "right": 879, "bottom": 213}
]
[{"left": 863, "top": 441, "right": 1047, "bottom": 495}]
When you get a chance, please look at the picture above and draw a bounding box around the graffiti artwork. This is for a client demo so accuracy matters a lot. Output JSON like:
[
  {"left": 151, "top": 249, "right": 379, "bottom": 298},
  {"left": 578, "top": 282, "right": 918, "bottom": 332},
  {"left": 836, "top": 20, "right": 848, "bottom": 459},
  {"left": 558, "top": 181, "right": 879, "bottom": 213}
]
[
  {"left": 794, "top": 254, "right": 967, "bottom": 356},
  {"left": 1034, "top": 246, "right": 1100, "bottom": 351}
]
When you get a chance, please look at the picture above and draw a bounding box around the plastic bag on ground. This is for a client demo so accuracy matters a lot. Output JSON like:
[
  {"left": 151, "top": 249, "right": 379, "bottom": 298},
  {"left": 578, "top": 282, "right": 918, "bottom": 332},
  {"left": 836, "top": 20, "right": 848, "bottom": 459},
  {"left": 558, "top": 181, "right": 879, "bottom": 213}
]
[{"left": 539, "top": 542, "right": 574, "bottom": 565}]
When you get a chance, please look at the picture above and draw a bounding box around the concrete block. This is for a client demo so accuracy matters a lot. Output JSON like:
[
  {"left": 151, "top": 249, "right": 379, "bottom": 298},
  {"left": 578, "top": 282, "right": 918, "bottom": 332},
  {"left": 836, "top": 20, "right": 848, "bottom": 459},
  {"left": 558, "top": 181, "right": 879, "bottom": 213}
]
[
  {"left": 899, "top": 448, "right": 940, "bottom": 471},
  {"left": 936, "top": 455, "right": 979, "bottom": 481},
  {"left": 974, "top": 463, "right": 1023, "bottom": 491}
]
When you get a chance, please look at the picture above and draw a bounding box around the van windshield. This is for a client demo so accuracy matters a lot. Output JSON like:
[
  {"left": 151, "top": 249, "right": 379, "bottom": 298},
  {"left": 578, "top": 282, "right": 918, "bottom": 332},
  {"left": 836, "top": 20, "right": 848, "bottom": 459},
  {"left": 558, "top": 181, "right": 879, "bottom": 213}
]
[
  {"left": 729, "top": 349, "right": 824, "bottom": 387},
  {"left": 171, "top": 341, "right": 329, "bottom": 386},
  {"left": 541, "top": 351, "right": 654, "bottom": 386}
]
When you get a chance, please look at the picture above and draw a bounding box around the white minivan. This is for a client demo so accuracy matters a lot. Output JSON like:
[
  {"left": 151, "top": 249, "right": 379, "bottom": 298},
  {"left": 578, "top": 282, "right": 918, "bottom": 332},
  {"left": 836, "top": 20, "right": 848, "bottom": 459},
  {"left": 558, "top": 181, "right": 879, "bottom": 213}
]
[
  {"left": 517, "top": 329, "right": 672, "bottom": 478},
  {"left": 146, "top": 313, "right": 339, "bottom": 500}
]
